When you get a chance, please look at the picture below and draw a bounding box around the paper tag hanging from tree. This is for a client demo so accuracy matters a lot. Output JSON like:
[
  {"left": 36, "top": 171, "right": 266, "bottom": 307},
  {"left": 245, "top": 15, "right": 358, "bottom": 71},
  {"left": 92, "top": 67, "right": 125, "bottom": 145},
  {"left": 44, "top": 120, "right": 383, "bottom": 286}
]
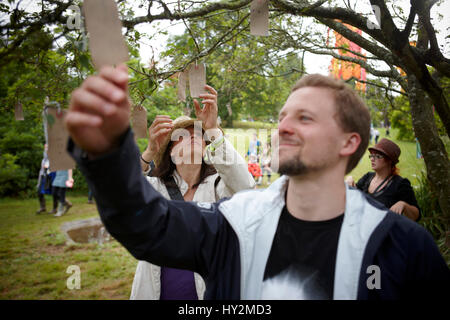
[
  {"left": 15, "top": 102, "right": 24, "bottom": 120},
  {"left": 46, "top": 107, "right": 76, "bottom": 171},
  {"left": 188, "top": 62, "right": 207, "bottom": 98},
  {"left": 83, "top": 0, "right": 129, "bottom": 70},
  {"left": 250, "top": 0, "right": 269, "bottom": 36},
  {"left": 131, "top": 105, "right": 148, "bottom": 140},
  {"left": 177, "top": 70, "right": 188, "bottom": 102}
]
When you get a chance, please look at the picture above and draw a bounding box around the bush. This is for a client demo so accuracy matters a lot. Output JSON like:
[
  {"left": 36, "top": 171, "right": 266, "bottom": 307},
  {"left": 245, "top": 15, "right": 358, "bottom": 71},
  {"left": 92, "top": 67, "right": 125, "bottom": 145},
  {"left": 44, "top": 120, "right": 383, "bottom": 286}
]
[
  {"left": 415, "top": 170, "right": 449, "bottom": 265},
  {"left": 72, "top": 167, "right": 89, "bottom": 193},
  {"left": 391, "top": 110, "right": 415, "bottom": 141},
  {"left": 0, "top": 153, "right": 29, "bottom": 196}
]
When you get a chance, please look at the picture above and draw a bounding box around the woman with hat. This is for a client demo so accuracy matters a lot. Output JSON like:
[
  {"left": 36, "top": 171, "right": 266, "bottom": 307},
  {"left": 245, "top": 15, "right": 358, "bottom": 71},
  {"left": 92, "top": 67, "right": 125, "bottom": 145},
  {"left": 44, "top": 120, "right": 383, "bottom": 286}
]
[
  {"left": 131, "top": 85, "right": 255, "bottom": 300},
  {"left": 347, "top": 138, "right": 420, "bottom": 221}
]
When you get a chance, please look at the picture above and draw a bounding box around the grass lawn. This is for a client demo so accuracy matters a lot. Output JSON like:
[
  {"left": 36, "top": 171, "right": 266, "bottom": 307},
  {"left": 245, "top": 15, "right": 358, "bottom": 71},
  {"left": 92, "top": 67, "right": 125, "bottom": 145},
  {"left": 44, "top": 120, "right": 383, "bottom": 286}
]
[
  {"left": 0, "top": 127, "right": 436, "bottom": 299},
  {"left": 0, "top": 196, "right": 137, "bottom": 299}
]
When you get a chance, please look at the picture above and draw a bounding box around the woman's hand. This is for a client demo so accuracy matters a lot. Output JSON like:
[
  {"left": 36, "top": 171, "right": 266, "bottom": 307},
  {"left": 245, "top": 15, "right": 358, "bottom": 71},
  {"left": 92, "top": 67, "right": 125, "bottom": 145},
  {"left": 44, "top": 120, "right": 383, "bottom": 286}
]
[
  {"left": 143, "top": 115, "right": 173, "bottom": 161},
  {"left": 66, "top": 178, "right": 74, "bottom": 188},
  {"left": 390, "top": 200, "right": 420, "bottom": 221},
  {"left": 194, "top": 84, "right": 218, "bottom": 130},
  {"left": 390, "top": 201, "right": 406, "bottom": 215},
  {"left": 345, "top": 176, "right": 355, "bottom": 187}
]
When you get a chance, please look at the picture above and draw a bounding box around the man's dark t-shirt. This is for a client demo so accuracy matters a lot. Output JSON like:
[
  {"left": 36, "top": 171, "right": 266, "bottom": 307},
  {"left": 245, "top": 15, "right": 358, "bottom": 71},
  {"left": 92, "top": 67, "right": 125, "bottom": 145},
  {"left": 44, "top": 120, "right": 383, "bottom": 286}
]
[{"left": 263, "top": 206, "right": 344, "bottom": 299}]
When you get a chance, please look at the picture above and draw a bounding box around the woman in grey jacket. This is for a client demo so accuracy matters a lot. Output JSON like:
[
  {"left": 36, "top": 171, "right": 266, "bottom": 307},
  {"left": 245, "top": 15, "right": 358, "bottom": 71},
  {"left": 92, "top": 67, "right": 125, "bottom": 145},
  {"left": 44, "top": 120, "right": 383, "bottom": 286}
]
[{"left": 131, "top": 85, "right": 255, "bottom": 300}]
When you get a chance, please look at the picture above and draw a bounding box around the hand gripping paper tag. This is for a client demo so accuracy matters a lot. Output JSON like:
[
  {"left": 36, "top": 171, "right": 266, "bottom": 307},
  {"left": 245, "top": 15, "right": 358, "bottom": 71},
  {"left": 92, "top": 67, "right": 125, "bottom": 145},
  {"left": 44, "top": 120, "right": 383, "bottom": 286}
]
[
  {"left": 83, "top": 0, "right": 129, "bottom": 70},
  {"left": 177, "top": 70, "right": 188, "bottom": 102},
  {"left": 188, "top": 63, "right": 207, "bottom": 98},
  {"left": 46, "top": 108, "right": 76, "bottom": 171},
  {"left": 131, "top": 105, "right": 148, "bottom": 140},
  {"left": 250, "top": 0, "right": 269, "bottom": 36},
  {"left": 15, "top": 102, "right": 24, "bottom": 120}
]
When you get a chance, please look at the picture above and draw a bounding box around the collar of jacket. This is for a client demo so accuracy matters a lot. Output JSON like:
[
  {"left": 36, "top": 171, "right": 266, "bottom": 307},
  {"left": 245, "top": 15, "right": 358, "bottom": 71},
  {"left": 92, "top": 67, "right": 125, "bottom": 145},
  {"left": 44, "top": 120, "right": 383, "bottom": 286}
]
[{"left": 218, "top": 176, "right": 388, "bottom": 300}]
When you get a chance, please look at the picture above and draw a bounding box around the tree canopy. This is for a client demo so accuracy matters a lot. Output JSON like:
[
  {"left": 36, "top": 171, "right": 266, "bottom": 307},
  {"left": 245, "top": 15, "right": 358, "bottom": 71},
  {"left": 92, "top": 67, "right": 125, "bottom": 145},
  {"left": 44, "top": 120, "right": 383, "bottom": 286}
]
[{"left": 1, "top": 1, "right": 449, "bottom": 226}]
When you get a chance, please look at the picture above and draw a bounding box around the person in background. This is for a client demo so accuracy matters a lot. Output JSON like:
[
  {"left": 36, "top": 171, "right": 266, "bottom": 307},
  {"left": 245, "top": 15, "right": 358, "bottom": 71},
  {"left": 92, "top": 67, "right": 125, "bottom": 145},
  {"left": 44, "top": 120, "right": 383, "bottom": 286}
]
[
  {"left": 373, "top": 128, "right": 380, "bottom": 144},
  {"left": 246, "top": 133, "right": 262, "bottom": 162},
  {"left": 87, "top": 188, "right": 94, "bottom": 204},
  {"left": 415, "top": 137, "right": 423, "bottom": 159},
  {"left": 261, "top": 143, "right": 272, "bottom": 185},
  {"left": 134, "top": 85, "right": 255, "bottom": 300},
  {"left": 346, "top": 138, "right": 420, "bottom": 221},
  {"left": 36, "top": 144, "right": 56, "bottom": 214},
  {"left": 248, "top": 153, "right": 262, "bottom": 186},
  {"left": 52, "top": 169, "right": 74, "bottom": 217}
]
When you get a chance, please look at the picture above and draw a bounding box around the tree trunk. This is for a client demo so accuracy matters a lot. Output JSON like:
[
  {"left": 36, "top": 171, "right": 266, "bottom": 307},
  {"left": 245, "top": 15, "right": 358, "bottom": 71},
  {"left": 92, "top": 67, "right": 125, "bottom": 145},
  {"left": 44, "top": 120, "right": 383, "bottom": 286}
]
[{"left": 407, "top": 74, "right": 450, "bottom": 228}]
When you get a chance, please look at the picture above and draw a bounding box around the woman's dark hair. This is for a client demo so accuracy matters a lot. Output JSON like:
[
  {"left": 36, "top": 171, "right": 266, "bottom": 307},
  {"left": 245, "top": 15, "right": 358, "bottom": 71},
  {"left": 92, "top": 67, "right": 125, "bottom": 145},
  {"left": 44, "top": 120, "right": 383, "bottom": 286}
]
[{"left": 151, "top": 140, "right": 217, "bottom": 189}]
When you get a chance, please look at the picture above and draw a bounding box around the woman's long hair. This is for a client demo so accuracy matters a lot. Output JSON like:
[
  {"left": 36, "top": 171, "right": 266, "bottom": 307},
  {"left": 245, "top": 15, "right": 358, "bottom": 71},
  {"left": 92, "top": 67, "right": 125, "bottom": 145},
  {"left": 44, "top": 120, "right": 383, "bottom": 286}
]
[
  {"left": 151, "top": 140, "right": 217, "bottom": 189},
  {"left": 391, "top": 164, "right": 399, "bottom": 176}
]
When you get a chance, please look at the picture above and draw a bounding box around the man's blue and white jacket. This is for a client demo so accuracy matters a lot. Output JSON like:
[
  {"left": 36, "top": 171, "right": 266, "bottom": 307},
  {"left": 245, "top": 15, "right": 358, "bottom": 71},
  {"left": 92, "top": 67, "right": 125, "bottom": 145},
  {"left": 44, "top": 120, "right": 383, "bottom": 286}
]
[{"left": 69, "top": 128, "right": 449, "bottom": 300}]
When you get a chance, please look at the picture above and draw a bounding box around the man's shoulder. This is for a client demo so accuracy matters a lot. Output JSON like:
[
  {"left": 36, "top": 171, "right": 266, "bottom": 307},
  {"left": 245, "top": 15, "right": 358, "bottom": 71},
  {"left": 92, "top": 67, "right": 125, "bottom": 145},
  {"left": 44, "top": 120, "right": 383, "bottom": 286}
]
[
  {"left": 366, "top": 203, "right": 436, "bottom": 255},
  {"left": 219, "top": 177, "right": 286, "bottom": 222}
]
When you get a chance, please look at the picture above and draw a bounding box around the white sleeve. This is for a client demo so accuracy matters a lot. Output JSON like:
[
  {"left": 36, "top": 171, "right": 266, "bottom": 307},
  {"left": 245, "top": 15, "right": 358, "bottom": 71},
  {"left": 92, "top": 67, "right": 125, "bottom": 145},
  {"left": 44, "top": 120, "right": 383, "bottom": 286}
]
[
  {"left": 130, "top": 261, "right": 157, "bottom": 300},
  {"left": 204, "top": 132, "right": 255, "bottom": 195}
]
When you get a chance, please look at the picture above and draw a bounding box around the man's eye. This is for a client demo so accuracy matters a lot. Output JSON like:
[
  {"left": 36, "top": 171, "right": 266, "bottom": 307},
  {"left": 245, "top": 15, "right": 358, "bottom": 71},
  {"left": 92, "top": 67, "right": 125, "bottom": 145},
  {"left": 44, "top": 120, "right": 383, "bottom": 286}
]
[{"left": 300, "top": 116, "right": 312, "bottom": 121}]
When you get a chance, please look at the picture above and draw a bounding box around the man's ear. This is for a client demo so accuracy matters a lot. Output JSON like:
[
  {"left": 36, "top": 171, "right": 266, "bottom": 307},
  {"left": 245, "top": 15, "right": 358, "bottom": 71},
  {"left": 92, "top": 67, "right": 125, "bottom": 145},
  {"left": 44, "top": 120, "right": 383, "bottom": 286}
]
[{"left": 340, "top": 133, "right": 361, "bottom": 157}]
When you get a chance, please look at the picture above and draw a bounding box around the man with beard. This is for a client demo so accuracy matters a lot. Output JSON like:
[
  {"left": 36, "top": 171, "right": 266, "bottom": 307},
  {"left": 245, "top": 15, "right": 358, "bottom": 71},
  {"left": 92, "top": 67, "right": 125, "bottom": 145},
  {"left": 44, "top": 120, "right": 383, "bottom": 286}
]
[{"left": 65, "top": 65, "right": 449, "bottom": 300}]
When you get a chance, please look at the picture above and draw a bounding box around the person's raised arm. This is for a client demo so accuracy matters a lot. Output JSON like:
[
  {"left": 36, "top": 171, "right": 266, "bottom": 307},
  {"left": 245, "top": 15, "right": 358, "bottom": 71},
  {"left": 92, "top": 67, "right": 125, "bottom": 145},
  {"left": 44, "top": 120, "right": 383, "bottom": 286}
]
[
  {"left": 195, "top": 85, "right": 255, "bottom": 193},
  {"left": 65, "top": 66, "right": 233, "bottom": 279},
  {"left": 140, "top": 115, "right": 173, "bottom": 172}
]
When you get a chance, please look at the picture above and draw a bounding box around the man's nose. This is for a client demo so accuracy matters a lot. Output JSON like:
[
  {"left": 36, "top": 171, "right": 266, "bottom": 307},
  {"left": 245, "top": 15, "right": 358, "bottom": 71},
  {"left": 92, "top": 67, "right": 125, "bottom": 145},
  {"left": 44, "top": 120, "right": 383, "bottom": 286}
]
[{"left": 278, "top": 116, "right": 295, "bottom": 136}]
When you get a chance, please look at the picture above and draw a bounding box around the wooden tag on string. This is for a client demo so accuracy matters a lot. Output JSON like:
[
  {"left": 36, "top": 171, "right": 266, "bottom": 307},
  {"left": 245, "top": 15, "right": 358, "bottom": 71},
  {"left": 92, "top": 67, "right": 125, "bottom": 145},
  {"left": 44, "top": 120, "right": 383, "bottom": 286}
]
[
  {"left": 250, "top": 0, "right": 269, "bottom": 36},
  {"left": 188, "top": 62, "right": 207, "bottom": 98},
  {"left": 15, "top": 102, "right": 24, "bottom": 120},
  {"left": 46, "top": 108, "right": 76, "bottom": 171},
  {"left": 83, "top": 0, "right": 129, "bottom": 70},
  {"left": 177, "top": 70, "right": 188, "bottom": 102},
  {"left": 131, "top": 105, "right": 148, "bottom": 140}
]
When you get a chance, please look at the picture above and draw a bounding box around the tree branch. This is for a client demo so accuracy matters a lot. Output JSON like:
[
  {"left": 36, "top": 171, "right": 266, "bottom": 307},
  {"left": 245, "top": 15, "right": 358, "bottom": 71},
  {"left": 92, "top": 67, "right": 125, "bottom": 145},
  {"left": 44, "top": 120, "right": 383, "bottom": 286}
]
[
  {"left": 122, "top": 0, "right": 252, "bottom": 28},
  {"left": 400, "top": 2, "right": 416, "bottom": 40}
]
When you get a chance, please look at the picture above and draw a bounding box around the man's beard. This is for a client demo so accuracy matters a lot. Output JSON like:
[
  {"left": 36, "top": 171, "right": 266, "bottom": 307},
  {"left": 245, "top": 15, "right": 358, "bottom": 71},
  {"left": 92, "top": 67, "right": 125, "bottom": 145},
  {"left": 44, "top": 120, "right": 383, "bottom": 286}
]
[
  {"left": 278, "top": 157, "right": 309, "bottom": 176},
  {"left": 278, "top": 151, "right": 327, "bottom": 176}
]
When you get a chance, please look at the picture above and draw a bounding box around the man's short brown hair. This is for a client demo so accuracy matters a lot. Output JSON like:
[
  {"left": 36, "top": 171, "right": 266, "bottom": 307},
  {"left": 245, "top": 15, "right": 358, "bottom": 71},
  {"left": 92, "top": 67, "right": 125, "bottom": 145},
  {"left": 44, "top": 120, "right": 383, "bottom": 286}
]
[{"left": 291, "top": 74, "right": 370, "bottom": 174}]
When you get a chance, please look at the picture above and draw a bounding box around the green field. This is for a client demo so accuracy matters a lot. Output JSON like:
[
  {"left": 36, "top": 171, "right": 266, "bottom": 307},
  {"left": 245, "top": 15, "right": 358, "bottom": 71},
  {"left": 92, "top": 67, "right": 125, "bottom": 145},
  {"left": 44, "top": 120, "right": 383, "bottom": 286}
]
[{"left": 0, "top": 128, "right": 434, "bottom": 299}]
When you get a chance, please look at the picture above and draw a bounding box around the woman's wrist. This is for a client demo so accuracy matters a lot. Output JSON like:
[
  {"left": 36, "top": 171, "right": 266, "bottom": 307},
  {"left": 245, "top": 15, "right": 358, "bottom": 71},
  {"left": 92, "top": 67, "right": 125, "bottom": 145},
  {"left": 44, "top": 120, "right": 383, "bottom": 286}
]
[{"left": 141, "top": 149, "right": 154, "bottom": 163}]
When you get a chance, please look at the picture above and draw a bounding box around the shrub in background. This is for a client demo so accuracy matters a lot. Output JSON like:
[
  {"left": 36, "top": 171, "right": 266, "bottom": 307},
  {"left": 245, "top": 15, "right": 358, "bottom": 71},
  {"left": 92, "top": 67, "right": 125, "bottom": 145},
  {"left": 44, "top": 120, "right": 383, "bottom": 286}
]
[{"left": 415, "top": 170, "right": 449, "bottom": 265}]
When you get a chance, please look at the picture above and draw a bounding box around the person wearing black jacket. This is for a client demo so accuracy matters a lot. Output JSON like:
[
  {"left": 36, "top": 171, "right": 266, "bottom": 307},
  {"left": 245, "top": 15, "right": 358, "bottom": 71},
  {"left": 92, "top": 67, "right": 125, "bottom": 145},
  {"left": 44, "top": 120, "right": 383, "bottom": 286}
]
[{"left": 65, "top": 65, "right": 449, "bottom": 300}]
